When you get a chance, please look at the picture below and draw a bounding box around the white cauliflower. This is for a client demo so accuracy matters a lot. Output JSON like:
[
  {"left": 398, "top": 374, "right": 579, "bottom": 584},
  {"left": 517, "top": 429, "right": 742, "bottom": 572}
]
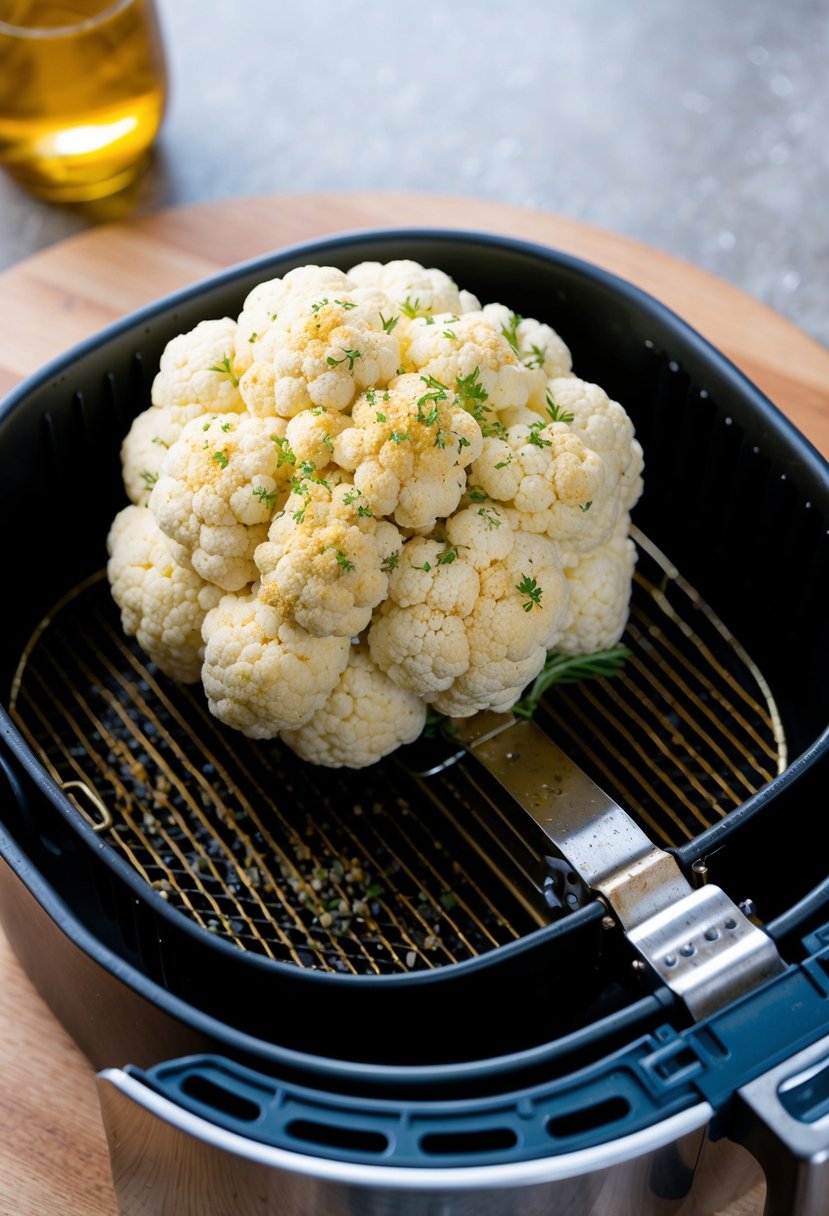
[
  {"left": 107, "top": 505, "right": 223, "bottom": 683},
  {"left": 368, "top": 535, "right": 481, "bottom": 696},
  {"left": 201, "top": 592, "right": 351, "bottom": 737},
  {"left": 478, "top": 303, "right": 573, "bottom": 380},
  {"left": 235, "top": 265, "right": 356, "bottom": 374},
  {"left": 471, "top": 421, "right": 621, "bottom": 553},
  {"left": 281, "top": 644, "right": 426, "bottom": 769},
  {"left": 331, "top": 374, "right": 482, "bottom": 529},
  {"left": 557, "top": 514, "right": 637, "bottom": 655},
  {"left": 404, "top": 313, "right": 543, "bottom": 412},
  {"left": 150, "top": 412, "right": 290, "bottom": 591},
  {"left": 239, "top": 290, "right": 400, "bottom": 418},
  {"left": 108, "top": 258, "right": 643, "bottom": 768},
  {"left": 546, "top": 376, "right": 644, "bottom": 509},
  {"left": 429, "top": 531, "right": 569, "bottom": 717},
  {"left": 255, "top": 480, "right": 401, "bottom": 637},
  {"left": 120, "top": 402, "right": 203, "bottom": 504},
  {"left": 347, "top": 259, "right": 477, "bottom": 319},
  {"left": 151, "top": 318, "right": 245, "bottom": 412}
]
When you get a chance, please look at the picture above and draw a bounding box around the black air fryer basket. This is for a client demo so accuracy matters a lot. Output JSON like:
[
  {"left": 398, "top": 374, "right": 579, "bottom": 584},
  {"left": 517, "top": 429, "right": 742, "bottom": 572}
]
[{"left": 1, "top": 230, "right": 828, "bottom": 1215}]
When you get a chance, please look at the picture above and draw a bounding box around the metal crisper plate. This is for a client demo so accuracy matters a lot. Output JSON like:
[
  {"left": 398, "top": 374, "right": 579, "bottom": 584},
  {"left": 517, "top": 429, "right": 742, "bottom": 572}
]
[{"left": 8, "top": 529, "right": 785, "bottom": 977}]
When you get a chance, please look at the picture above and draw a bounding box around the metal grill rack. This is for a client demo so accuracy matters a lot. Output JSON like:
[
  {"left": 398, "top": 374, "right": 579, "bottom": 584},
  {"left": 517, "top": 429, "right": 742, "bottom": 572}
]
[{"left": 9, "top": 531, "right": 785, "bottom": 976}]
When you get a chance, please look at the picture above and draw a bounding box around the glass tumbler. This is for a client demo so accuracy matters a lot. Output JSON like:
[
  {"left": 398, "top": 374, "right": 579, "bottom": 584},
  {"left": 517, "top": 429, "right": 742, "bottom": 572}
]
[{"left": 0, "top": 0, "right": 168, "bottom": 202}]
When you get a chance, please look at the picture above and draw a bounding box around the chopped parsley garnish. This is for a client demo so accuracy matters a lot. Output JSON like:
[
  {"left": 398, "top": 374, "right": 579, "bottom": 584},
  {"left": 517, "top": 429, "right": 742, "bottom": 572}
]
[
  {"left": 334, "top": 549, "right": 355, "bottom": 572},
  {"left": 454, "top": 367, "right": 489, "bottom": 421},
  {"left": 221, "top": 421, "right": 232, "bottom": 432},
  {"left": 417, "top": 401, "right": 441, "bottom": 426},
  {"left": 413, "top": 560, "right": 432, "bottom": 572},
  {"left": 417, "top": 374, "right": 449, "bottom": 408},
  {"left": 477, "top": 507, "right": 502, "bottom": 529},
  {"left": 482, "top": 419, "right": 508, "bottom": 440},
  {"left": 213, "top": 449, "right": 229, "bottom": 469},
  {"left": 436, "top": 545, "right": 459, "bottom": 565},
  {"left": 208, "top": 356, "right": 239, "bottom": 387},
  {"left": 322, "top": 433, "right": 334, "bottom": 452},
  {"left": 335, "top": 298, "right": 356, "bottom": 309},
  {"left": 151, "top": 436, "right": 169, "bottom": 448},
  {"left": 381, "top": 551, "right": 400, "bottom": 572},
  {"left": 390, "top": 430, "right": 410, "bottom": 443},
  {"left": 327, "top": 347, "right": 362, "bottom": 370},
  {"left": 523, "top": 343, "right": 547, "bottom": 369},
  {"left": 516, "top": 573, "right": 543, "bottom": 612},
  {"left": 343, "top": 488, "right": 361, "bottom": 506},
  {"left": 252, "top": 485, "right": 277, "bottom": 510},
  {"left": 500, "top": 312, "right": 522, "bottom": 353},
  {"left": 579, "top": 500, "right": 593, "bottom": 512},
  {"left": 546, "top": 390, "right": 575, "bottom": 424},
  {"left": 248, "top": 331, "right": 258, "bottom": 343},
  {"left": 272, "top": 435, "right": 296, "bottom": 466},
  {"left": 357, "top": 504, "right": 373, "bottom": 517},
  {"left": 311, "top": 298, "right": 329, "bottom": 314},
  {"left": 528, "top": 420, "right": 552, "bottom": 448},
  {"left": 468, "top": 487, "right": 488, "bottom": 502},
  {"left": 400, "top": 296, "right": 422, "bottom": 318},
  {"left": 379, "top": 312, "right": 399, "bottom": 333},
  {"left": 365, "top": 389, "right": 376, "bottom": 405},
  {"left": 443, "top": 329, "right": 456, "bottom": 339},
  {"left": 494, "top": 452, "right": 513, "bottom": 469},
  {"left": 311, "top": 405, "right": 328, "bottom": 415},
  {"left": 376, "top": 411, "right": 387, "bottom": 423},
  {"left": 141, "top": 470, "right": 159, "bottom": 491}
]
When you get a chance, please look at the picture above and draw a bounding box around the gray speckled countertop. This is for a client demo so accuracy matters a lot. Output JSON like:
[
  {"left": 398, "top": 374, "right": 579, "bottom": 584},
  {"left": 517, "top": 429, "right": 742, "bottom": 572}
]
[{"left": 1, "top": 0, "right": 827, "bottom": 349}]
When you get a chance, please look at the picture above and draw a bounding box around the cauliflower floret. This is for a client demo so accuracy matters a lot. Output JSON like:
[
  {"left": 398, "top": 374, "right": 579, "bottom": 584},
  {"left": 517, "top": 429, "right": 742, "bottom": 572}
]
[
  {"left": 347, "top": 259, "right": 477, "bottom": 319},
  {"left": 557, "top": 514, "right": 637, "bottom": 655},
  {"left": 150, "top": 413, "right": 290, "bottom": 591},
  {"left": 235, "top": 266, "right": 356, "bottom": 374},
  {"left": 284, "top": 407, "right": 352, "bottom": 467},
  {"left": 151, "top": 318, "right": 245, "bottom": 412},
  {"left": 239, "top": 291, "right": 400, "bottom": 418},
  {"left": 331, "top": 374, "right": 482, "bottom": 530},
  {"left": 107, "top": 505, "right": 223, "bottom": 683},
  {"left": 471, "top": 422, "right": 621, "bottom": 554},
  {"left": 403, "top": 313, "right": 542, "bottom": 412},
  {"left": 255, "top": 480, "right": 401, "bottom": 637},
  {"left": 368, "top": 536, "right": 481, "bottom": 695},
  {"left": 281, "top": 644, "right": 426, "bottom": 769},
  {"left": 546, "top": 376, "right": 644, "bottom": 509},
  {"left": 120, "top": 403, "right": 203, "bottom": 504},
  {"left": 478, "top": 303, "right": 573, "bottom": 380},
  {"left": 430, "top": 531, "right": 569, "bottom": 717},
  {"left": 201, "top": 592, "right": 350, "bottom": 737}
]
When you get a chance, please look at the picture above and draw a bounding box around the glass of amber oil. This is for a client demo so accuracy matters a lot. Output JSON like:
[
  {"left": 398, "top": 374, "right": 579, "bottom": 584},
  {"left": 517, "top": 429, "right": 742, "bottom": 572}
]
[{"left": 0, "top": 0, "right": 167, "bottom": 201}]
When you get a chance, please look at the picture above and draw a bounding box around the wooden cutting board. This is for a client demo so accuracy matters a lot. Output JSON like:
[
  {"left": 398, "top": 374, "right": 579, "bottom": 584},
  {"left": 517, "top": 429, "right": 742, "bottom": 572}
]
[{"left": 3, "top": 191, "right": 828, "bottom": 1216}]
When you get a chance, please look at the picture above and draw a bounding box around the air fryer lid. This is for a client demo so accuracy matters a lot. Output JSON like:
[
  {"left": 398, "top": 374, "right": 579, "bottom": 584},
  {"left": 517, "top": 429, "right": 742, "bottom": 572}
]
[{"left": 1, "top": 230, "right": 828, "bottom": 1065}]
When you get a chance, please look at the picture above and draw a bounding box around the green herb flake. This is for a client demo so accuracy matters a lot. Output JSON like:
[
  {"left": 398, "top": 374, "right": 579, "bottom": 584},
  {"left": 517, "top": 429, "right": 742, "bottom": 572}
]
[
  {"left": 546, "top": 390, "right": 575, "bottom": 424},
  {"left": 221, "top": 421, "right": 232, "bottom": 432},
  {"left": 376, "top": 411, "right": 387, "bottom": 423},
  {"left": 527, "top": 420, "right": 552, "bottom": 448},
  {"left": 389, "top": 430, "right": 410, "bottom": 444},
  {"left": 208, "top": 355, "right": 239, "bottom": 388},
  {"left": 494, "top": 452, "right": 513, "bottom": 469},
  {"left": 213, "top": 449, "right": 229, "bottom": 469},
  {"left": 327, "top": 347, "right": 362, "bottom": 371},
  {"left": 381, "top": 551, "right": 400, "bottom": 572},
  {"left": 516, "top": 573, "right": 543, "bottom": 612},
  {"left": 500, "top": 312, "right": 522, "bottom": 353},
  {"left": 311, "top": 297, "right": 329, "bottom": 314},
  {"left": 151, "top": 436, "right": 169, "bottom": 449},
  {"left": 468, "top": 487, "right": 488, "bottom": 502},
  {"left": 579, "top": 500, "right": 593, "bottom": 512},
  {"left": 379, "top": 312, "right": 399, "bottom": 334},
  {"left": 335, "top": 298, "right": 357, "bottom": 310},
  {"left": 334, "top": 549, "right": 355, "bottom": 572},
  {"left": 477, "top": 507, "right": 502, "bottom": 529},
  {"left": 272, "top": 435, "right": 297, "bottom": 466},
  {"left": 400, "top": 296, "right": 422, "bottom": 319},
  {"left": 251, "top": 485, "right": 277, "bottom": 510},
  {"left": 141, "top": 470, "right": 159, "bottom": 490},
  {"left": 436, "top": 545, "right": 459, "bottom": 565}
]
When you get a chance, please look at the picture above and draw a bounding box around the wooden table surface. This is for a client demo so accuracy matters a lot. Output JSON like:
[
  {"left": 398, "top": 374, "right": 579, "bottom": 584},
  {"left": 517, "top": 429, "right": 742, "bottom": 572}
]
[{"left": 3, "top": 191, "right": 829, "bottom": 1215}]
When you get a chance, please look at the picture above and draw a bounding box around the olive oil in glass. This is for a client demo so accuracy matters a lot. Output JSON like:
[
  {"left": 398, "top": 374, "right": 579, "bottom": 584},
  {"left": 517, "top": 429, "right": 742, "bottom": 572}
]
[{"left": 0, "top": 0, "right": 167, "bottom": 201}]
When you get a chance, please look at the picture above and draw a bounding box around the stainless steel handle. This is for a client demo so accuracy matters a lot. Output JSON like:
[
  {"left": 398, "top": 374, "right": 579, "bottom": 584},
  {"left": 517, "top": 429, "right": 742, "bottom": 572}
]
[{"left": 735, "top": 1031, "right": 829, "bottom": 1216}]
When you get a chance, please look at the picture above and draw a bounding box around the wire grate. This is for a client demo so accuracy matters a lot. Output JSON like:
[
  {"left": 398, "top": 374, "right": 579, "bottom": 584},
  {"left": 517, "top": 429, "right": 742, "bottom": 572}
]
[{"left": 8, "top": 530, "right": 785, "bottom": 974}]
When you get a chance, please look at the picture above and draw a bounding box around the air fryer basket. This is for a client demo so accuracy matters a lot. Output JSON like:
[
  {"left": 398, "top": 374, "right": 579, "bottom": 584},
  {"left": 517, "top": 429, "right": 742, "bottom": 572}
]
[{"left": 1, "top": 230, "right": 828, "bottom": 1070}]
